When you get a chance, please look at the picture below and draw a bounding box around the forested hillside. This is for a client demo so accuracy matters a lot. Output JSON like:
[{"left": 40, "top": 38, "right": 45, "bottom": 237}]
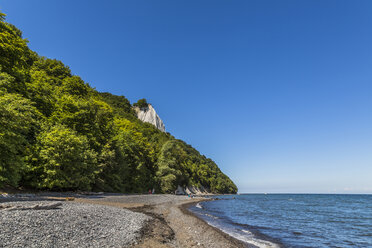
[{"left": 0, "top": 12, "right": 237, "bottom": 194}]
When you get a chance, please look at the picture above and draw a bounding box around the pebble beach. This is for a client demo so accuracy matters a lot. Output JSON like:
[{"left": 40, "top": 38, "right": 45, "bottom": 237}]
[{"left": 0, "top": 193, "right": 248, "bottom": 248}]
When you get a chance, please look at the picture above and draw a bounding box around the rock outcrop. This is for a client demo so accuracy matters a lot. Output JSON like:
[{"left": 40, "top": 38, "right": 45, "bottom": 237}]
[
  {"left": 175, "top": 185, "right": 211, "bottom": 195},
  {"left": 134, "top": 104, "right": 166, "bottom": 132},
  {"left": 185, "top": 185, "right": 211, "bottom": 195},
  {"left": 175, "top": 185, "right": 185, "bottom": 195}
]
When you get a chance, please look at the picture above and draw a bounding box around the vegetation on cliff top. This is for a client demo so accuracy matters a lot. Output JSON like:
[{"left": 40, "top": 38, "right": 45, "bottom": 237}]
[
  {"left": 0, "top": 12, "right": 237, "bottom": 194},
  {"left": 133, "top": 98, "right": 149, "bottom": 109}
]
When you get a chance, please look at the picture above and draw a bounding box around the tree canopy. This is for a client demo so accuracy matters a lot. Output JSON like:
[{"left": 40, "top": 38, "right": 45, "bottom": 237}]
[{"left": 133, "top": 98, "right": 148, "bottom": 109}]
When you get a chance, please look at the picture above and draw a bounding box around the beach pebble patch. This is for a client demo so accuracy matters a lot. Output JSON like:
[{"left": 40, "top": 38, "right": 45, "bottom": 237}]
[{"left": 0, "top": 201, "right": 151, "bottom": 247}]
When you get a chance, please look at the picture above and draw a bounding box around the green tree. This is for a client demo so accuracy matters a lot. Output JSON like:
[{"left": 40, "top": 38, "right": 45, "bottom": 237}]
[
  {"left": 60, "top": 76, "right": 92, "bottom": 97},
  {"left": 0, "top": 92, "right": 38, "bottom": 187},
  {"left": 51, "top": 96, "right": 114, "bottom": 151},
  {"left": 110, "top": 118, "right": 155, "bottom": 192},
  {"left": 28, "top": 124, "right": 97, "bottom": 190},
  {"left": 31, "top": 57, "right": 71, "bottom": 82},
  {"left": 26, "top": 69, "right": 57, "bottom": 116},
  {"left": 99, "top": 92, "right": 135, "bottom": 118},
  {"left": 0, "top": 71, "right": 26, "bottom": 95},
  {"left": 156, "top": 140, "right": 187, "bottom": 193},
  {"left": 0, "top": 12, "right": 35, "bottom": 81},
  {"left": 133, "top": 98, "right": 148, "bottom": 109}
]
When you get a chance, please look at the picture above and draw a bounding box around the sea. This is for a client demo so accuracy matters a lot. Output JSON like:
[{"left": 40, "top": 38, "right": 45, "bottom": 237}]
[{"left": 189, "top": 194, "right": 372, "bottom": 248}]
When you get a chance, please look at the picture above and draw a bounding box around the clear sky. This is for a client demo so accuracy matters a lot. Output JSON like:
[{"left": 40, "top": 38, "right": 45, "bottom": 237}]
[{"left": 1, "top": 0, "right": 372, "bottom": 193}]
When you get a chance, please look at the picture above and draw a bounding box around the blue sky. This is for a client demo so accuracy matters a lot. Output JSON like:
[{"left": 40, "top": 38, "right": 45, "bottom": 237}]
[{"left": 1, "top": 0, "right": 372, "bottom": 193}]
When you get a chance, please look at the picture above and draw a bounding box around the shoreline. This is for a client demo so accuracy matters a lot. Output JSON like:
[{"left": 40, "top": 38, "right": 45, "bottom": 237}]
[
  {"left": 182, "top": 200, "right": 281, "bottom": 248},
  {"left": 0, "top": 192, "right": 250, "bottom": 247},
  {"left": 178, "top": 200, "right": 252, "bottom": 248},
  {"left": 130, "top": 196, "right": 249, "bottom": 248},
  {"left": 75, "top": 194, "right": 251, "bottom": 247}
]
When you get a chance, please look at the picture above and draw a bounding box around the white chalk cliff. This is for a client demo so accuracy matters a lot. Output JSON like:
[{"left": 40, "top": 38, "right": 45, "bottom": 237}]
[{"left": 134, "top": 104, "right": 166, "bottom": 132}]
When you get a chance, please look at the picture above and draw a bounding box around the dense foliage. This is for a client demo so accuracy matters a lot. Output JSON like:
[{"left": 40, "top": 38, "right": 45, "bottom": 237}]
[
  {"left": 133, "top": 98, "right": 148, "bottom": 109},
  {"left": 0, "top": 12, "right": 237, "bottom": 194}
]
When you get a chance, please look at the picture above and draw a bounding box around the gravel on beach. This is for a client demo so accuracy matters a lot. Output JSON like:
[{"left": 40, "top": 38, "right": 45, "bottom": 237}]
[
  {"left": 0, "top": 201, "right": 151, "bottom": 248},
  {"left": 87, "top": 194, "right": 191, "bottom": 204}
]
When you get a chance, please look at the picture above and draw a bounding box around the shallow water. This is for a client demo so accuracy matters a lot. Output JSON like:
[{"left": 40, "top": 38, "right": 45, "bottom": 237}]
[{"left": 189, "top": 194, "right": 372, "bottom": 248}]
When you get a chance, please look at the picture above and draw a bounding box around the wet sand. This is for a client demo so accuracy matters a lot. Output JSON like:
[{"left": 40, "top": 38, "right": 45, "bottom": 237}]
[{"left": 75, "top": 194, "right": 250, "bottom": 247}]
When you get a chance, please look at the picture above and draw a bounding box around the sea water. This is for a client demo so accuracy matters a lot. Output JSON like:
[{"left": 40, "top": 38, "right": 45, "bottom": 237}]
[{"left": 189, "top": 194, "right": 372, "bottom": 247}]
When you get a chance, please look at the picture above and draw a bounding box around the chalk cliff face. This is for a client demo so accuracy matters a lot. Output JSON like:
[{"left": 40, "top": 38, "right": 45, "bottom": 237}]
[
  {"left": 134, "top": 104, "right": 166, "bottom": 132},
  {"left": 175, "top": 185, "right": 211, "bottom": 195}
]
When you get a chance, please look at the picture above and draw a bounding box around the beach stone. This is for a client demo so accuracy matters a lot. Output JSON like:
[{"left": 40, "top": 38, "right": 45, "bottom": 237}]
[{"left": 0, "top": 201, "right": 151, "bottom": 248}]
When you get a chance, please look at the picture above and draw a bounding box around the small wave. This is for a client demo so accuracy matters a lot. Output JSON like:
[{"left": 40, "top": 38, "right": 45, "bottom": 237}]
[
  {"left": 230, "top": 229, "right": 280, "bottom": 248},
  {"left": 202, "top": 220, "right": 279, "bottom": 248},
  {"left": 205, "top": 213, "right": 219, "bottom": 219},
  {"left": 190, "top": 206, "right": 280, "bottom": 248},
  {"left": 360, "top": 233, "right": 372, "bottom": 237},
  {"left": 195, "top": 203, "right": 203, "bottom": 209}
]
